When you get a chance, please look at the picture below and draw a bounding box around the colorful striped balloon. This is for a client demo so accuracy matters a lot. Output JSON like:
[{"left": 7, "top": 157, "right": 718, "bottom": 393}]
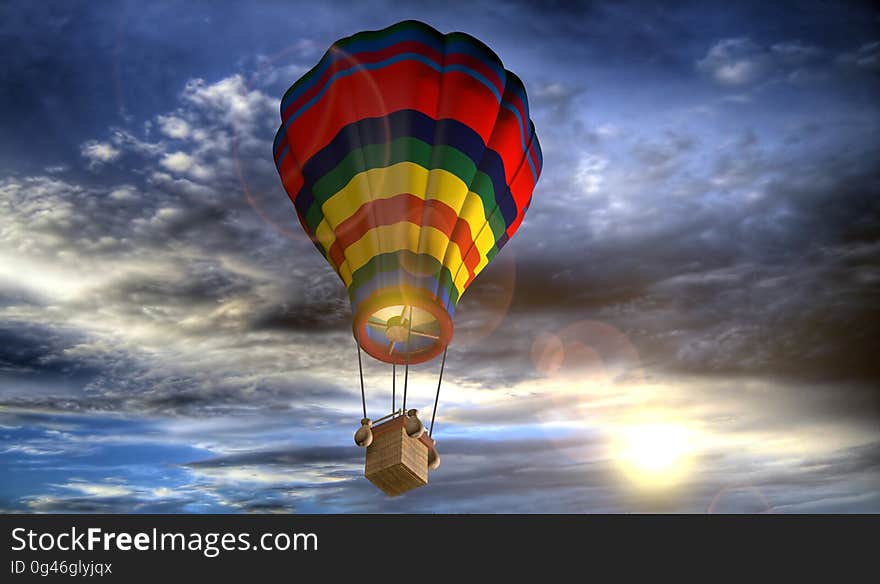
[{"left": 274, "top": 20, "right": 542, "bottom": 364}]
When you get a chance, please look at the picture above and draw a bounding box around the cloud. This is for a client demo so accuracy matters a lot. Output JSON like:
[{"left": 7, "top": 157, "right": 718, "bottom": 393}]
[
  {"left": 172, "top": 428, "right": 880, "bottom": 513},
  {"left": 79, "top": 140, "right": 121, "bottom": 168},
  {"left": 160, "top": 151, "right": 195, "bottom": 173},
  {"left": 574, "top": 155, "right": 608, "bottom": 195},
  {"left": 1, "top": 2, "right": 879, "bottom": 513},
  {"left": 181, "top": 75, "right": 275, "bottom": 135},
  {"left": 24, "top": 479, "right": 199, "bottom": 513},
  {"left": 697, "top": 37, "right": 839, "bottom": 89},
  {"left": 697, "top": 38, "right": 769, "bottom": 86},
  {"left": 837, "top": 41, "right": 880, "bottom": 71},
  {"left": 157, "top": 115, "right": 191, "bottom": 139},
  {"left": 109, "top": 186, "right": 137, "bottom": 201},
  {"left": 55, "top": 481, "right": 133, "bottom": 498},
  {"left": 771, "top": 41, "right": 823, "bottom": 62},
  {"left": 5, "top": 69, "right": 878, "bottom": 417}
]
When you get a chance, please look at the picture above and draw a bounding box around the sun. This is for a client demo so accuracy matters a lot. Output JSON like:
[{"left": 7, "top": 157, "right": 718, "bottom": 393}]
[{"left": 613, "top": 423, "right": 692, "bottom": 488}]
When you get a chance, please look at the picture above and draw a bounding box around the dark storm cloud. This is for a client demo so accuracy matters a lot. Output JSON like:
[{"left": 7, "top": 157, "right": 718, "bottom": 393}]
[
  {"left": 499, "top": 114, "right": 880, "bottom": 381},
  {"left": 0, "top": 285, "right": 44, "bottom": 309},
  {"left": 26, "top": 495, "right": 197, "bottom": 514},
  {"left": 0, "top": 372, "right": 354, "bottom": 418},
  {"left": 0, "top": 322, "right": 100, "bottom": 388},
  {"left": 106, "top": 262, "right": 253, "bottom": 305},
  {"left": 249, "top": 299, "right": 350, "bottom": 333},
  {"left": 186, "top": 445, "right": 359, "bottom": 468}
]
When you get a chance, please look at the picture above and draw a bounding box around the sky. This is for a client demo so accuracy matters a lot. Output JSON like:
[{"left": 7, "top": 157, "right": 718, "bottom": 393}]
[{"left": 1, "top": 0, "right": 878, "bottom": 513}]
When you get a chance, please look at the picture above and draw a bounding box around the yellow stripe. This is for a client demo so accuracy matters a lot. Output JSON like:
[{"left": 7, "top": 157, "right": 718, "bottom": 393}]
[
  {"left": 314, "top": 221, "right": 336, "bottom": 268},
  {"left": 434, "top": 200, "right": 498, "bottom": 291},
  {"left": 316, "top": 162, "right": 492, "bottom": 277},
  {"left": 338, "top": 223, "right": 470, "bottom": 295},
  {"left": 450, "top": 196, "right": 496, "bottom": 274}
]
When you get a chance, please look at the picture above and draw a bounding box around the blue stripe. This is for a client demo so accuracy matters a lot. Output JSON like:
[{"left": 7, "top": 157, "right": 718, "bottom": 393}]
[
  {"left": 531, "top": 126, "right": 543, "bottom": 168},
  {"left": 278, "top": 50, "right": 538, "bottom": 183},
  {"left": 497, "top": 72, "right": 541, "bottom": 182},
  {"left": 293, "top": 110, "right": 518, "bottom": 229},
  {"left": 273, "top": 125, "right": 285, "bottom": 157},
  {"left": 279, "top": 53, "right": 538, "bottom": 181},
  {"left": 278, "top": 105, "right": 542, "bottom": 190},
  {"left": 275, "top": 143, "right": 290, "bottom": 167}
]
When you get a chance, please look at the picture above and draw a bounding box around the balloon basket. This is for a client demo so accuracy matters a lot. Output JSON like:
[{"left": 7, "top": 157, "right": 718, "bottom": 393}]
[{"left": 364, "top": 414, "right": 434, "bottom": 497}]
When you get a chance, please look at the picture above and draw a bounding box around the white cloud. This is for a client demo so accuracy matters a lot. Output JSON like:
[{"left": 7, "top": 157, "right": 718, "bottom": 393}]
[
  {"left": 56, "top": 481, "right": 133, "bottom": 498},
  {"left": 2, "top": 444, "right": 68, "bottom": 456},
  {"left": 157, "top": 115, "right": 191, "bottom": 139},
  {"left": 182, "top": 74, "right": 274, "bottom": 133},
  {"left": 110, "top": 128, "right": 165, "bottom": 157},
  {"left": 76, "top": 75, "right": 277, "bottom": 190},
  {"left": 253, "top": 61, "right": 311, "bottom": 89},
  {"left": 697, "top": 38, "right": 827, "bottom": 88},
  {"left": 109, "top": 186, "right": 138, "bottom": 201},
  {"left": 188, "top": 465, "right": 350, "bottom": 487},
  {"left": 771, "top": 41, "right": 823, "bottom": 63},
  {"left": 697, "top": 38, "right": 767, "bottom": 86},
  {"left": 535, "top": 82, "right": 573, "bottom": 99},
  {"left": 717, "top": 60, "right": 761, "bottom": 85},
  {"left": 595, "top": 124, "right": 621, "bottom": 139},
  {"left": 160, "top": 151, "right": 195, "bottom": 173},
  {"left": 80, "top": 140, "right": 121, "bottom": 168},
  {"left": 147, "top": 171, "right": 215, "bottom": 197},
  {"left": 574, "top": 154, "right": 608, "bottom": 195}
]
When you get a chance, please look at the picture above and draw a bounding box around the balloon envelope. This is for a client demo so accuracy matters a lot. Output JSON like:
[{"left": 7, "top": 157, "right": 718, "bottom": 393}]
[{"left": 274, "top": 20, "right": 542, "bottom": 364}]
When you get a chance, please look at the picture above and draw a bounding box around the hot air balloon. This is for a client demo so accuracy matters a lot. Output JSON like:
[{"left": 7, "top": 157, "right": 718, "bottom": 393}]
[{"left": 273, "top": 20, "right": 542, "bottom": 495}]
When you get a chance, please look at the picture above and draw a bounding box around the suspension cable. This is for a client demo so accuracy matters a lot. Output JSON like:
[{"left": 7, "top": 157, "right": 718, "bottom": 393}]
[
  {"left": 392, "top": 363, "right": 396, "bottom": 413},
  {"left": 402, "top": 306, "right": 413, "bottom": 412},
  {"left": 357, "top": 342, "right": 366, "bottom": 419},
  {"left": 429, "top": 346, "right": 448, "bottom": 436}
]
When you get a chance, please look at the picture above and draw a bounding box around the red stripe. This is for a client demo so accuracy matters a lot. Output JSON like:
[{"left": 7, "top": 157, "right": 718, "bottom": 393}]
[
  {"left": 507, "top": 163, "right": 536, "bottom": 236},
  {"left": 502, "top": 89, "right": 529, "bottom": 139},
  {"left": 282, "top": 41, "right": 505, "bottom": 121},
  {"left": 327, "top": 194, "right": 479, "bottom": 280},
  {"left": 486, "top": 106, "right": 531, "bottom": 189},
  {"left": 283, "top": 60, "right": 499, "bottom": 165},
  {"left": 283, "top": 42, "right": 442, "bottom": 119},
  {"left": 277, "top": 152, "right": 302, "bottom": 191},
  {"left": 444, "top": 52, "right": 506, "bottom": 95},
  {"left": 462, "top": 245, "right": 482, "bottom": 288},
  {"left": 278, "top": 61, "right": 537, "bottom": 220}
]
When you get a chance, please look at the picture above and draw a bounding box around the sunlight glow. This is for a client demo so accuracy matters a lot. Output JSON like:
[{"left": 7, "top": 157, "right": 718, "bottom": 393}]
[{"left": 614, "top": 423, "right": 692, "bottom": 488}]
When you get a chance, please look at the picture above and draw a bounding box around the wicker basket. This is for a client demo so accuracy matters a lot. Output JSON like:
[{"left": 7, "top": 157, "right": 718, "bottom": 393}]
[{"left": 365, "top": 415, "right": 433, "bottom": 497}]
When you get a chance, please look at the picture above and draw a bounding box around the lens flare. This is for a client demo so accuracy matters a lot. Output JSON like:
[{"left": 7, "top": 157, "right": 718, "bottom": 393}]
[
  {"left": 708, "top": 485, "right": 773, "bottom": 513},
  {"left": 453, "top": 249, "right": 517, "bottom": 348}
]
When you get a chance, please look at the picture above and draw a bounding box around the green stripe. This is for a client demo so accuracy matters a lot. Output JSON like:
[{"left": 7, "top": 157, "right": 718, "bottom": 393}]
[
  {"left": 348, "top": 250, "right": 461, "bottom": 308},
  {"left": 305, "top": 136, "right": 506, "bottom": 244}
]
